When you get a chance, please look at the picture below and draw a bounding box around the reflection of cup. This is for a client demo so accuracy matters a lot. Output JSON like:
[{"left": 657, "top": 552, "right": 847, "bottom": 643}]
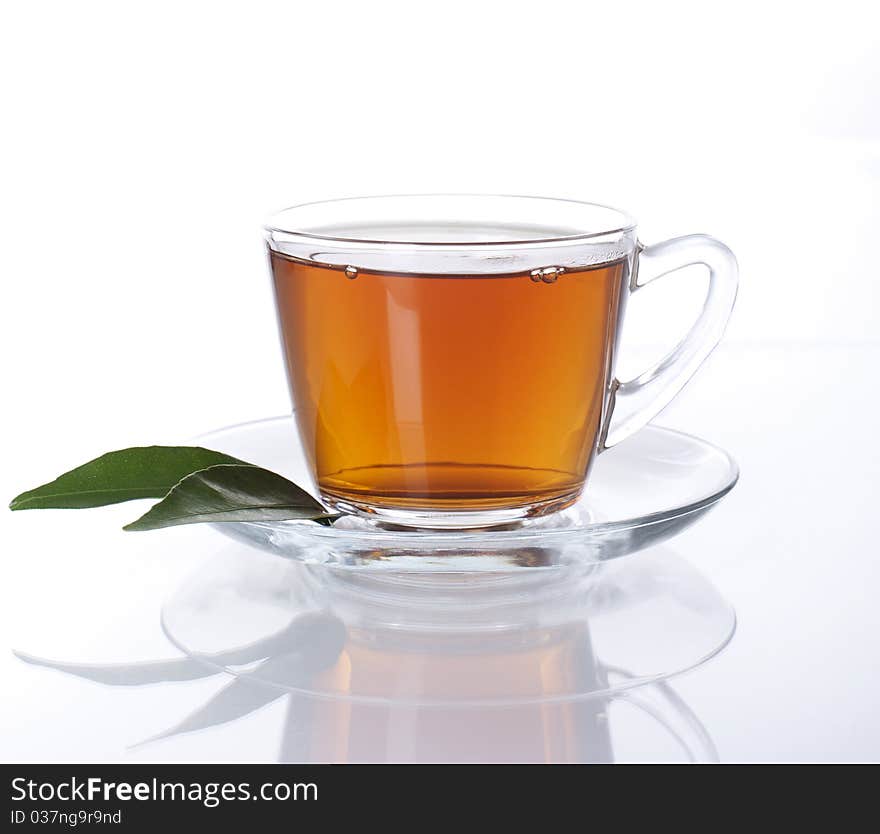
[
  {"left": 276, "top": 566, "right": 720, "bottom": 764},
  {"left": 305, "top": 614, "right": 616, "bottom": 764},
  {"left": 267, "top": 195, "right": 737, "bottom": 528}
]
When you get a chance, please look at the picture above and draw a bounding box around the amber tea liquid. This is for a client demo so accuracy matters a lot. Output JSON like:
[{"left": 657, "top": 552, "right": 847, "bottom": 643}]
[{"left": 270, "top": 252, "right": 625, "bottom": 515}]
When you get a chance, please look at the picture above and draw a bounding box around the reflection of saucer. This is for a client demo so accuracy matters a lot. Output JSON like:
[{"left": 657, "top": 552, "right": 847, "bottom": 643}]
[
  {"left": 161, "top": 546, "right": 735, "bottom": 707},
  {"left": 195, "top": 417, "right": 738, "bottom": 571}
]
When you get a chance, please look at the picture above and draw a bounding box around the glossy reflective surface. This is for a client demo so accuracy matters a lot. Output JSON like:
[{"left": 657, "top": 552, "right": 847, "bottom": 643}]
[
  {"left": 161, "top": 548, "right": 735, "bottom": 707},
  {"left": 5, "top": 348, "right": 879, "bottom": 762},
  {"left": 14, "top": 543, "right": 730, "bottom": 763}
]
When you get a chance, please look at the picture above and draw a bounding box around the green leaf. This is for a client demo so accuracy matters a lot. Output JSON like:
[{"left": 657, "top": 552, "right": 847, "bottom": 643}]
[
  {"left": 123, "top": 464, "right": 336, "bottom": 531},
  {"left": 9, "top": 446, "right": 249, "bottom": 511}
]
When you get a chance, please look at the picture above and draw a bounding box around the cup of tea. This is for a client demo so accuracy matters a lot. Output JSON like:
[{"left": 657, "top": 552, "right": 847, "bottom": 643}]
[{"left": 266, "top": 195, "right": 737, "bottom": 528}]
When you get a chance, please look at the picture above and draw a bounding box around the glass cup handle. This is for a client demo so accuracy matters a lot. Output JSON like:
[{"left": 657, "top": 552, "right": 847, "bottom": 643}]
[
  {"left": 601, "top": 234, "right": 738, "bottom": 450},
  {"left": 606, "top": 667, "right": 721, "bottom": 763}
]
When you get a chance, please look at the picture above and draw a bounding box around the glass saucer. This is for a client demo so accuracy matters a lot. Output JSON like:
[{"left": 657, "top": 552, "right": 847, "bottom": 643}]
[{"left": 195, "top": 417, "right": 738, "bottom": 571}]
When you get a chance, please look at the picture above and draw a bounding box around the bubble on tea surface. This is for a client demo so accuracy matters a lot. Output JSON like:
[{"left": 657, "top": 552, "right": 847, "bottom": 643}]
[
  {"left": 344, "top": 265, "right": 358, "bottom": 280},
  {"left": 530, "top": 266, "right": 564, "bottom": 284}
]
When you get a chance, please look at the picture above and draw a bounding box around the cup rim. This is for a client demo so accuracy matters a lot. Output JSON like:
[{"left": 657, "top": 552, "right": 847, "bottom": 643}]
[{"left": 264, "top": 194, "right": 637, "bottom": 249}]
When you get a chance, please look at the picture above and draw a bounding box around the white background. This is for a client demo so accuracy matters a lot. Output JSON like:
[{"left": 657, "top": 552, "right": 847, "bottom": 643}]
[
  {"left": 2, "top": 0, "right": 878, "bottom": 462},
  {"left": 1, "top": 1, "right": 878, "bottom": 762}
]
